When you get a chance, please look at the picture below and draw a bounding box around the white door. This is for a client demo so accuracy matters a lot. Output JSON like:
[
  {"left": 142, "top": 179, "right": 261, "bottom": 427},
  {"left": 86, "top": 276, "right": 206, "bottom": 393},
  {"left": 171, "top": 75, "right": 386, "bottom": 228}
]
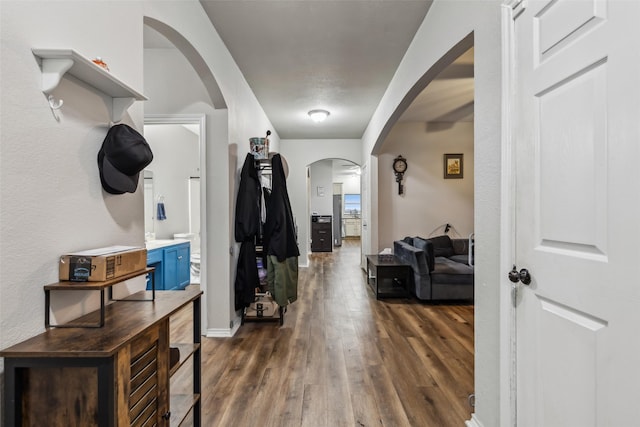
[{"left": 512, "top": 1, "right": 640, "bottom": 425}]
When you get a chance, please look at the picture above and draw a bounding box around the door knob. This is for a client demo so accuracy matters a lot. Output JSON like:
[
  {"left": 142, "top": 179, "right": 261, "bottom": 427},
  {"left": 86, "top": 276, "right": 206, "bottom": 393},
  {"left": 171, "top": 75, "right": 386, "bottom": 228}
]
[
  {"left": 519, "top": 268, "right": 531, "bottom": 285},
  {"left": 508, "top": 265, "right": 531, "bottom": 285},
  {"left": 508, "top": 265, "right": 520, "bottom": 283}
]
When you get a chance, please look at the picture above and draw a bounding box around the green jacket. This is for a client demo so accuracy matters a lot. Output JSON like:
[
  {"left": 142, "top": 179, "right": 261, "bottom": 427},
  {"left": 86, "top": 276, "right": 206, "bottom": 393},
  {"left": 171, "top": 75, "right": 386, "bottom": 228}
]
[{"left": 267, "top": 255, "right": 298, "bottom": 307}]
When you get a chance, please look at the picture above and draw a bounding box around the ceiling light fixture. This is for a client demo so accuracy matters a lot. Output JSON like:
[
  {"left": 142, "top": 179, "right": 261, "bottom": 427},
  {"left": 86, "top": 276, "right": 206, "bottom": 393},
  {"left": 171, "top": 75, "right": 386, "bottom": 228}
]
[{"left": 308, "top": 109, "right": 330, "bottom": 123}]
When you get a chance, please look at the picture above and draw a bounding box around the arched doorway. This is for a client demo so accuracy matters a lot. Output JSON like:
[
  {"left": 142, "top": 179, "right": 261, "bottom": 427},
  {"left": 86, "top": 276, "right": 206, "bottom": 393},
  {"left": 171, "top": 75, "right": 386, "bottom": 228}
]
[
  {"left": 307, "top": 158, "right": 362, "bottom": 256},
  {"left": 368, "top": 40, "right": 476, "bottom": 416},
  {"left": 142, "top": 16, "right": 229, "bottom": 334}
]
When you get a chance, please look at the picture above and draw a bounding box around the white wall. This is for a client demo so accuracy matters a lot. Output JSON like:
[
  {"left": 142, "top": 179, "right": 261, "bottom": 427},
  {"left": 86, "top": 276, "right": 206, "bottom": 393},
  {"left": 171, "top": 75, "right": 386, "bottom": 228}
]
[
  {"left": 144, "top": 48, "right": 215, "bottom": 110},
  {"left": 143, "top": 124, "right": 199, "bottom": 239},
  {"left": 0, "top": 1, "right": 148, "bottom": 351},
  {"left": 340, "top": 174, "right": 361, "bottom": 195},
  {"left": 378, "top": 121, "right": 474, "bottom": 248},
  {"left": 0, "top": 7, "right": 276, "bottom": 405},
  {"left": 280, "top": 139, "right": 361, "bottom": 266},
  {"left": 309, "top": 160, "right": 334, "bottom": 216},
  {"left": 360, "top": 2, "right": 504, "bottom": 426}
]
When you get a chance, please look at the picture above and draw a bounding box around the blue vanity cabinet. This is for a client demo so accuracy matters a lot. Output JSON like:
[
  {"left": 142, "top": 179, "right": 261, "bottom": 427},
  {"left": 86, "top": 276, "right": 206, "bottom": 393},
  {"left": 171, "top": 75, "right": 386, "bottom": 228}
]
[
  {"left": 146, "top": 241, "right": 190, "bottom": 290},
  {"left": 164, "top": 242, "right": 190, "bottom": 290}
]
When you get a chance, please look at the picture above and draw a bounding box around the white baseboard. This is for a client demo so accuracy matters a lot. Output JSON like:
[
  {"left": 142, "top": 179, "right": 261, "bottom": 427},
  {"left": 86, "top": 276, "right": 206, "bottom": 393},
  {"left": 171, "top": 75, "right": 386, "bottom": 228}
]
[
  {"left": 465, "top": 414, "right": 484, "bottom": 427},
  {"left": 205, "top": 328, "right": 233, "bottom": 337},
  {"left": 204, "top": 315, "right": 242, "bottom": 337}
]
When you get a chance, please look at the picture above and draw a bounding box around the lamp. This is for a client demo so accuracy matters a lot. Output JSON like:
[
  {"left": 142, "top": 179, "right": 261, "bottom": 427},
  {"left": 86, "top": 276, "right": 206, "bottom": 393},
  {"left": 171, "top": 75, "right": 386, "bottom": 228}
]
[{"left": 308, "top": 109, "right": 330, "bottom": 123}]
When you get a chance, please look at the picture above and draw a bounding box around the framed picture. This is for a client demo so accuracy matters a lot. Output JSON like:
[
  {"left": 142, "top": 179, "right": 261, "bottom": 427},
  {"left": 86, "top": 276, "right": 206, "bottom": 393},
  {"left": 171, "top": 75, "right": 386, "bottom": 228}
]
[{"left": 443, "top": 153, "right": 463, "bottom": 179}]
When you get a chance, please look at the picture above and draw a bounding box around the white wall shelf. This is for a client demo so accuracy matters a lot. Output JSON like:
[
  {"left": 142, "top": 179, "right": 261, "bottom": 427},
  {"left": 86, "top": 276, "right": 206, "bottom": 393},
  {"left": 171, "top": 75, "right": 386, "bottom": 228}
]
[{"left": 32, "top": 48, "right": 147, "bottom": 122}]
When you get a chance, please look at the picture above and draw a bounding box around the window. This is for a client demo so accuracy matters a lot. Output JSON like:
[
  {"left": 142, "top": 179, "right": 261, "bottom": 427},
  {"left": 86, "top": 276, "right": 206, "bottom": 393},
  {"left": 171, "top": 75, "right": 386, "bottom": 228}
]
[{"left": 343, "top": 194, "right": 361, "bottom": 216}]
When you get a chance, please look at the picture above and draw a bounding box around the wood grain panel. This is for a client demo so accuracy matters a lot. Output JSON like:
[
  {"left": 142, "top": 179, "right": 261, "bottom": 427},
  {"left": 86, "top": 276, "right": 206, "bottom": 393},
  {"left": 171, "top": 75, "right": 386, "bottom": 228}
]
[{"left": 21, "top": 367, "right": 99, "bottom": 427}]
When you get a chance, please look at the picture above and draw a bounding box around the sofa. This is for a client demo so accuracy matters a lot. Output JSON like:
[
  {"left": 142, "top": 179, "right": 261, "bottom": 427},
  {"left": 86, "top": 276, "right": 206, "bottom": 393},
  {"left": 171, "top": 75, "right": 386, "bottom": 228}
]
[{"left": 393, "top": 235, "right": 474, "bottom": 301}]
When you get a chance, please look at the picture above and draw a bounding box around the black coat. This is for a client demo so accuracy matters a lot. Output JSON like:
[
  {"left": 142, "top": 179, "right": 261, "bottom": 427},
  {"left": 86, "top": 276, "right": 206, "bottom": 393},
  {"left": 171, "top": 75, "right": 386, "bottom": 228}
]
[
  {"left": 235, "top": 241, "right": 259, "bottom": 310},
  {"left": 264, "top": 154, "right": 299, "bottom": 261},
  {"left": 234, "top": 153, "right": 261, "bottom": 243},
  {"left": 234, "top": 153, "right": 261, "bottom": 309}
]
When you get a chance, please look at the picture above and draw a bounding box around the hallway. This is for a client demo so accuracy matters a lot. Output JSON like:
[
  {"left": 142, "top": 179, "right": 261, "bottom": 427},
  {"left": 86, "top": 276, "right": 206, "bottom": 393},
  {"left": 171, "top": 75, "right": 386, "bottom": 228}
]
[{"left": 200, "top": 240, "right": 474, "bottom": 426}]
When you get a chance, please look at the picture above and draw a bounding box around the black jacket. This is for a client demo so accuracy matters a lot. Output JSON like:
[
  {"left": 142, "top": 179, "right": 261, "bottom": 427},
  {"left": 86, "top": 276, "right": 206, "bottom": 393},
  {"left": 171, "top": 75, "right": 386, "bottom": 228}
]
[
  {"left": 234, "top": 153, "right": 261, "bottom": 243},
  {"left": 234, "top": 153, "right": 261, "bottom": 309},
  {"left": 264, "top": 154, "right": 299, "bottom": 261},
  {"left": 235, "top": 241, "right": 259, "bottom": 310}
]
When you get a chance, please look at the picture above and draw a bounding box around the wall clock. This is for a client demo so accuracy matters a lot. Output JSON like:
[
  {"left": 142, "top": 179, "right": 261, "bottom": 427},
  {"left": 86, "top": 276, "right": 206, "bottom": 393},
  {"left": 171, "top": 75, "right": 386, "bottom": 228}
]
[{"left": 393, "top": 155, "right": 408, "bottom": 194}]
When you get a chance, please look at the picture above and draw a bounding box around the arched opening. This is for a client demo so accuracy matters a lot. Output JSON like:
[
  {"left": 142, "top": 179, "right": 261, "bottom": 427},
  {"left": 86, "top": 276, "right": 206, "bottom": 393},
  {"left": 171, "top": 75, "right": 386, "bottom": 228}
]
[
  {"left": 143, "top": 17, "right": 226, "bottom": 109},
  {"left": 376, "top": 45, "right": 474, "bottom": 248},
  {"left": 142, "top": 16, "right": 230, "bottom": 334},
  {"left": 371, "top": 33, "right": 474, "bottom": 153},
  {"left": 369, "top": 37, "right": 475, "bottom": 415},
  {"left": 307, "top": 158, "right": 362, "bottom": 256}
]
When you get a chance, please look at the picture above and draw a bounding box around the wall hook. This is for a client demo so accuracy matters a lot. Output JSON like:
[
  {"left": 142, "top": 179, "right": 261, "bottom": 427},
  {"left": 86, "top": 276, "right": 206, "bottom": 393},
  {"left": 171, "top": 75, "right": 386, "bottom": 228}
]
[{"left": 48, "top": 94, "right": 63, "bottom": 110}]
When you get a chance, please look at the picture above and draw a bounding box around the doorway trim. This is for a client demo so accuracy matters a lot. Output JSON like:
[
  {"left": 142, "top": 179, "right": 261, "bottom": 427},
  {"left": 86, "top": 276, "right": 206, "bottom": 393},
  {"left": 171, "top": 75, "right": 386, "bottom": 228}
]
[
  {"left": 144, "top": 113, "right": 208, "bottom": 330},
  {"left": 496, "top": 1, "right": 525, "bottom": 427}
]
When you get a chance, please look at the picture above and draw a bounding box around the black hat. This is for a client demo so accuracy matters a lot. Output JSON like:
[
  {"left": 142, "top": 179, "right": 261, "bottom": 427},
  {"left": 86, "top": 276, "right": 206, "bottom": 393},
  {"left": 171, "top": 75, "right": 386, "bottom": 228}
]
[{"left": 98, "top": 124, "right": 153, "bottom": 194}]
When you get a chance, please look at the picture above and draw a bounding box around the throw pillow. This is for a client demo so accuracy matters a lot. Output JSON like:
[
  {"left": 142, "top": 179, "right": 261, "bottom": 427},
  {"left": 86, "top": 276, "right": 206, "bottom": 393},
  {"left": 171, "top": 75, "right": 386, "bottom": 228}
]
[
  {"left": 428, "top": 235, "right": 454, "bottom": 258},
  {"left": 402, "top": 236, "right": 414, "bottom": 246}
]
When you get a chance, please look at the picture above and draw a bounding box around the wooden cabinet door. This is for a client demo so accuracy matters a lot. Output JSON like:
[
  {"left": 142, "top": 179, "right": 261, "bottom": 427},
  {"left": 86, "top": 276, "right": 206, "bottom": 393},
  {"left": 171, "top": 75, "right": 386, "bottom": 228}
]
[
  {"left": 123, "top": 321, "right": 170, "bottom": 426},
  {"left": 175, "top": 245, "right": 191, "bottom": 290},
  {"left": 163, "top": 244, "right": 190, "bottom": 290},
  {"left": 13, "top": 362, "right": 105, "bottom": 427}
]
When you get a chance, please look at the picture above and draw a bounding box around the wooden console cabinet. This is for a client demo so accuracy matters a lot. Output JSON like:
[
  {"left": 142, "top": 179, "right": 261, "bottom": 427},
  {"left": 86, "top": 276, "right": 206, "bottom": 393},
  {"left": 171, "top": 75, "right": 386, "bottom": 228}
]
[{"left": 1, "top": 287, "right": 202, "bottom": 427}]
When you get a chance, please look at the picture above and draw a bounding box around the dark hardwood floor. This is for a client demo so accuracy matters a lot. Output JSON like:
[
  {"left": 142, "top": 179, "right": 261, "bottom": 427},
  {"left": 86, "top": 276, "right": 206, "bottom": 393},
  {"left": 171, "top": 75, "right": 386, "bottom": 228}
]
[{"left": 199, "top": 239, "right": 474, "bottom": 426}]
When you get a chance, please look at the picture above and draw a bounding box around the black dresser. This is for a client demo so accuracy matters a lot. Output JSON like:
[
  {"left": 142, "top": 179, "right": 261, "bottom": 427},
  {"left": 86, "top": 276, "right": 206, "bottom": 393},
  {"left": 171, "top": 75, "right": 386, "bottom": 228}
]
[{"left": 311, "top": 215, "right": 333, "bottom": 252}]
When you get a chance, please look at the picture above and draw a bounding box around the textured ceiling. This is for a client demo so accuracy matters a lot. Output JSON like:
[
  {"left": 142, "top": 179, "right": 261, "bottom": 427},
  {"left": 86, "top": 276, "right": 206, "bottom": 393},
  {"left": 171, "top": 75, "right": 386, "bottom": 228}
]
[
  {"left": 145, "top": 2, "right": 474, "bottom": 140},
  {"left": 199, "top": 0, "right": 433, "bottom": 139}
]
